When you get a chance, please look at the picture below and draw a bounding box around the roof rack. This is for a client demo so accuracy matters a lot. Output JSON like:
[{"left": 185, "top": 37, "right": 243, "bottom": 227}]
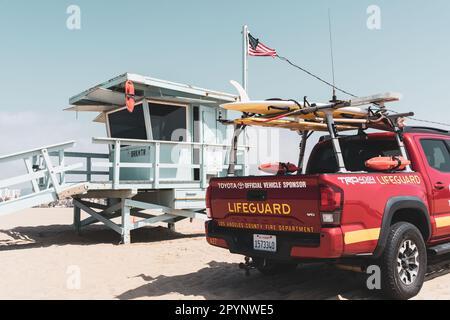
[
  {"left": 224, "top": 82, "right": 415, "bottom": 175},
  {"left": 403, "top": 126, "right": 450, "bottom": 135}
]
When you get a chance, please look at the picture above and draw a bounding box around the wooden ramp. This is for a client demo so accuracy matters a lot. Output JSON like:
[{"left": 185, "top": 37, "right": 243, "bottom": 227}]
[{"left": 0, "top": 141, "right": 88, "bottom": 216}]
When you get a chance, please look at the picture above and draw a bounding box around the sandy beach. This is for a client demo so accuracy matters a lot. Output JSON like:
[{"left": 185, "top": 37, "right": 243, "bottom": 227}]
[{"left": 0, "top": 208, "right": 449, "bottom": 300}]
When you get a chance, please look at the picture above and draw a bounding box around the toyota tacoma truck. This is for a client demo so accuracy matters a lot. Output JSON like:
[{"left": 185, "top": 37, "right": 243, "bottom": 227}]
[{"left": 205, "top": 126, "right": 450, "bottom": 299}]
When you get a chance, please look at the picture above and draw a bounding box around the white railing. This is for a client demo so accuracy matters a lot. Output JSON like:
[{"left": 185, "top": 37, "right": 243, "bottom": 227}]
[
  {"left": 0, "top": 138, "right": 250, "bottom": 200},
  {"left": 51, "top": 151, "right": 110, "bottom": 182},
  {"left": 91, "top": 137, "right": 250, "bottom": 189},
  {"left": 0, "top": 141, "right": 83, "bottom": 212}
]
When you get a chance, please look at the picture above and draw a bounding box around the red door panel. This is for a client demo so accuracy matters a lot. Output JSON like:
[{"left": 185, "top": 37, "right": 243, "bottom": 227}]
[{"left": 417, "top": 137, "right": 450, "bottom": 237}]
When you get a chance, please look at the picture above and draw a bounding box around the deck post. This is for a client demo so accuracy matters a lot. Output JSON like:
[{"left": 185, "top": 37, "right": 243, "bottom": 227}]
[
  {"left": 154, "top": 143, "right": 160, "bottom": 189},
  {"left": 113, "top": 140, "right": 121, "bottom": 189},
  {"left": 200, "top": 144, "right": 207, "bottom": 189},
  {"left": 86, "top": 156, "right": 92, "bottom": 182},
  {"left": 121, "top": 198, "right": 131, "bottom": 245}
]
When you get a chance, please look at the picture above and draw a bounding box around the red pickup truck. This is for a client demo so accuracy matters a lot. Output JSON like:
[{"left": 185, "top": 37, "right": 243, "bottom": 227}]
[{"left": 205, "top": 127, "right": 450, "bottom": 299}]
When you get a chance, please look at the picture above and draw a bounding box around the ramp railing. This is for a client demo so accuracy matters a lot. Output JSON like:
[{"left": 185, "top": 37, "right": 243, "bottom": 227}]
[
  {"left": 0, "top": 141, "right": 85, "bottom": 216},
  {"left": 51, "top": 151, "right": 110, "bottom": 183}
]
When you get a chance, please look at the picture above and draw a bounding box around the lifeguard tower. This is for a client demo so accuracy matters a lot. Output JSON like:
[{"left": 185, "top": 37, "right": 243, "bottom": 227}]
[{"left": 0, "top": 73, "right": 249, "bottom": 244}]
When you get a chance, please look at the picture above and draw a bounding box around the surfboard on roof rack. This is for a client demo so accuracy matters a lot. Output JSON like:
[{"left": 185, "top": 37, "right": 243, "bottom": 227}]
[
  {"left": 233, "top": 118, "right": 356, "bottom": 132},
  {"left": 221, "top": 80, "right": 406, "bottom": 132},
  {"left": 225, "top": 80, "right": 414, "bottom": 176}
]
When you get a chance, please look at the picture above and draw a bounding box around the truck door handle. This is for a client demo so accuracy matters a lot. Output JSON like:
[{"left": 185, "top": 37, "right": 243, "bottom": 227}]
[{"left": 434, "top": 182, "right": 446, "bottom": 190}]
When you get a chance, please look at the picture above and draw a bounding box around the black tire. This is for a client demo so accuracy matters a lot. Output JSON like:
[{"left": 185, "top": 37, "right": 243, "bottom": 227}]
[
  {"left": 379, "top": 222, "right": 427, "bottom": 300},
  {"left": 252, "top": 257, "right": 298, "bottom": 276}
]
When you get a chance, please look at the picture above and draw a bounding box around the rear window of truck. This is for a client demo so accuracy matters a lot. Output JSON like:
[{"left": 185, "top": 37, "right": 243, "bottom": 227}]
[{"left": 307, "top": 139, "right": 401, "bottom": 174}]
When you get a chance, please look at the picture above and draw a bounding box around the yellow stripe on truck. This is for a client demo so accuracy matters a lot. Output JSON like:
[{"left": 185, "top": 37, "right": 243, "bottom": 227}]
[
  {"left": 435, "top": 216, "right": 450, "bottom": 228},
  {"left": 344, "top": 228, "right": 381, "bottom": 245}
]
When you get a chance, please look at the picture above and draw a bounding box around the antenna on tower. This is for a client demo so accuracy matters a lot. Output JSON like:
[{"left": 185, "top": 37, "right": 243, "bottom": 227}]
[{"left": 328, "top": 9, "right": 337, "bottom": 102}]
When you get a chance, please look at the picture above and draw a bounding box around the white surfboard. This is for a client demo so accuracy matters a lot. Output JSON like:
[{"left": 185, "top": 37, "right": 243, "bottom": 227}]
[
  {"left": 221, "top": 100, "right": 369, "bottom": 118},
  {"left": 224, "top": 80, "right": 401, "bottom": 118}
]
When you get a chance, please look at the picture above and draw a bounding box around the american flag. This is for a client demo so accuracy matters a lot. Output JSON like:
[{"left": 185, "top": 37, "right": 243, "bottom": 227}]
[{"left": 248, "top": 33, "right": 277, "bottom": 57}]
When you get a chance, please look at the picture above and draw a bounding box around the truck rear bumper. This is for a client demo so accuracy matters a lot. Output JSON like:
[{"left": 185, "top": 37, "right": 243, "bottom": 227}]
[
  {"left": 205, "top": 221, "right": 344, "bottom": 260},
  {"left": 290, "top": 228, "right": 344, "bottom": 259}
]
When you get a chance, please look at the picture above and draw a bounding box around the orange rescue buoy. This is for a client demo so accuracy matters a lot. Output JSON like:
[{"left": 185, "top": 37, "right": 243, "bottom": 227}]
[
  {"left": 365, "top": 156, "right": 411, "bottom": 171},
  {"left": 125, "top": 80, "right": 135, "bottom": 113},
  {"left": 259, "top": 162, "right": 299, "bottom": 175}
]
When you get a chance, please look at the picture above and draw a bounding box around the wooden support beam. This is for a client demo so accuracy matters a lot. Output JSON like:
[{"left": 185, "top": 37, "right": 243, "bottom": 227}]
[
  {"left": 125, "top": 199, "right": 208, "bottom": 221},
  {"left": 73, "top": 206, "right": 81, "bottom": 235},
  {"left": 73, "top": 199, "right": 123, "bottom": 235},
  {"left": 80, "top": 212, "right": 122, "bottom": 227},
  {"left": 74, "top": 189, "right": 137, "bottom": 199},
  {"left": 130, "top": 213, "right": 177, "bottom": 230}
]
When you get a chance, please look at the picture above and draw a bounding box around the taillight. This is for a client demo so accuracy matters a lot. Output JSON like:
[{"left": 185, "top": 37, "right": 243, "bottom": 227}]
[
  {"left": 319, "top": 185, "right": 343, "bottom": 226},
  {"left": 320, "top": 185, "right": 342, "bottom": 211},
  {"left": 206, "top": 186, "right": 212, "bottom": 218}
]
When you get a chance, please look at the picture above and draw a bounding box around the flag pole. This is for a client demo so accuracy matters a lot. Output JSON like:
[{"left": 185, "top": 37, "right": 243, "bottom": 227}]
[{"left": 242, "top": 25, "right": 249, "bottom": 93}]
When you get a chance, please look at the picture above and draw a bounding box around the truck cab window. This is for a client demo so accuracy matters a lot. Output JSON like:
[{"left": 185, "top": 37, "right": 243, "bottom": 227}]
[
  {"left": 420, "top": 139, "right": 450, "bottom": 172},
  {"left": 307, "top": 138, "right": 401, "bottom": 174}
]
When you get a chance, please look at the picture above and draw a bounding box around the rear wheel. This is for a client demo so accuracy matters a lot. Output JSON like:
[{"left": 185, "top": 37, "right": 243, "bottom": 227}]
[
  {"left": 252, "top": 257, "right": 298, "bottom": 276},
  {"left": 380, "top": 222, "right": 427, "bottom": 300}
]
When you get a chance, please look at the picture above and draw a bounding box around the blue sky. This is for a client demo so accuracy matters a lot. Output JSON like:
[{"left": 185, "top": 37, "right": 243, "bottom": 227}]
[{"left": 1, "top": 0, "right": 450, "bottom": 161}]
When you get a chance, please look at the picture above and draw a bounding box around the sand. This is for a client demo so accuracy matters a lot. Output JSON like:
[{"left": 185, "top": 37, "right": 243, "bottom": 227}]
[{"left": 0, "top": 208, "right": 449, "bottom": 300}]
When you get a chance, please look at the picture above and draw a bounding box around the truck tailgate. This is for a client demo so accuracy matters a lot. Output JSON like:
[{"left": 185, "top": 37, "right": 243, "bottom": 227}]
[{"left": 209, "top": 176, "right": 321, "bottom": 234}]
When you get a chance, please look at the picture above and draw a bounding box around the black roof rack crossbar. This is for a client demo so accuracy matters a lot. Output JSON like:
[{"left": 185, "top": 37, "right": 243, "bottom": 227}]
[{"left": 403, "top": 126, "right": 450, "bottom": 135}]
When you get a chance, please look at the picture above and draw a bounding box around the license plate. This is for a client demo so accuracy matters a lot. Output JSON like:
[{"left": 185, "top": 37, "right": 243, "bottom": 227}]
[{"left": 253, "top": 234, "right": 277, "bottom": 253}]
